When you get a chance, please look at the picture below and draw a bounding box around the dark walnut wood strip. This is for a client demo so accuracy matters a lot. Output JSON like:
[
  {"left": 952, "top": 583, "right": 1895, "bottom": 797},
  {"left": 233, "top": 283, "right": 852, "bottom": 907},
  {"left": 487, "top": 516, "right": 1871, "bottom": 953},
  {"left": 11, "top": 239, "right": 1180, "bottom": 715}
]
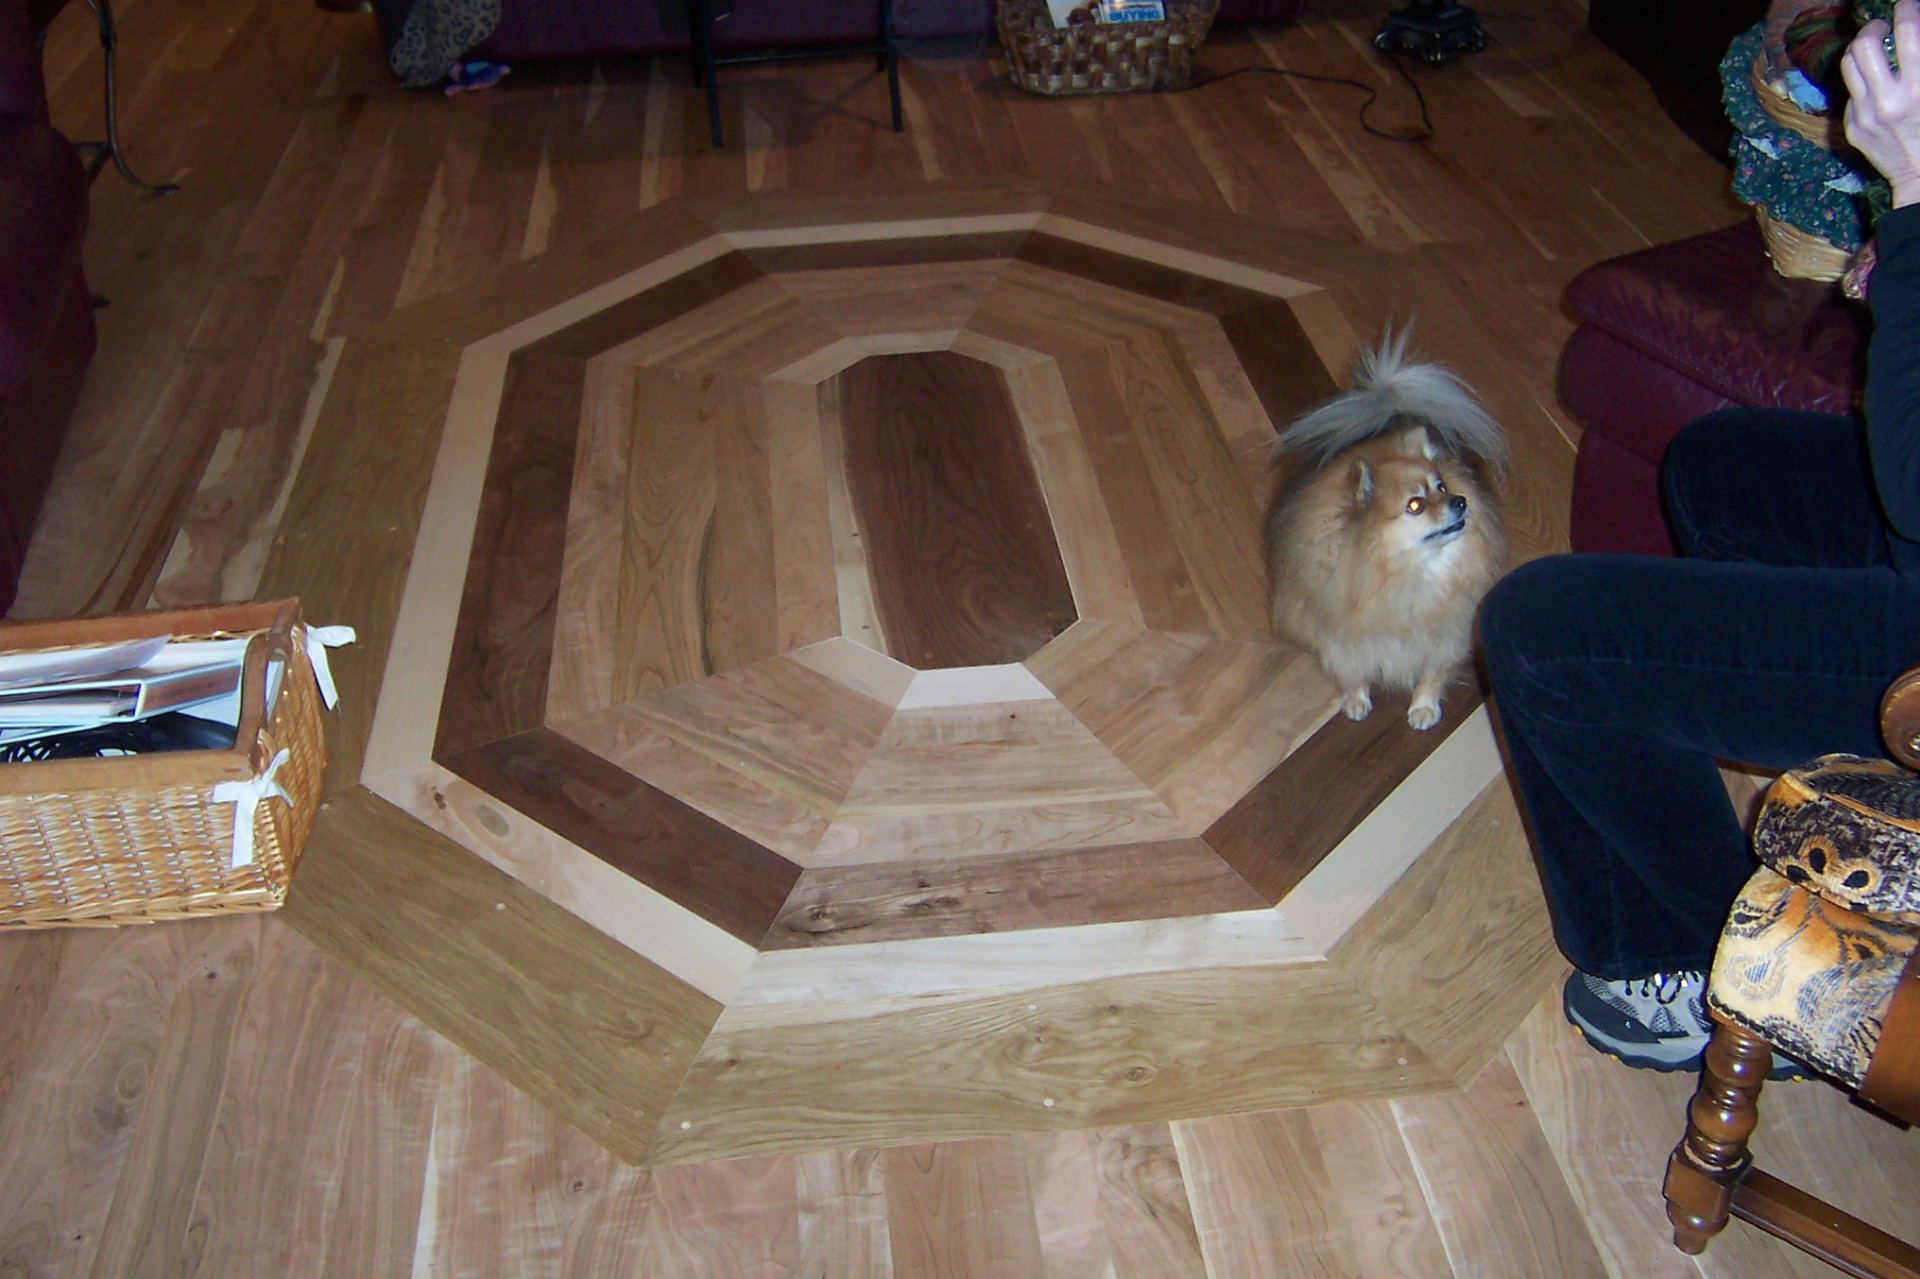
[
  {"left": 745, "top": 231, "right": 1032, "bottom": 275},
  {"left": 836, "top": 351, "right": 1077, "bottom": 669},
  {"left": 434, "top": 352, "right": 584, "bottom": 759},
  {"left": 1203, "top": 687, "right": 1486, "bottom": 904},
  {"left": 765, "top": 839, "right": 1267, "bottom": 949},
  {"left": 439, "top": 727, "right": 802, "bottom": 946},
  {"left": 1015, "top": 233, "right": 1281, "bottom": 316},
  {"left": 521, "top": 250, "right": 768, "bottom": 360},
  {"left": 1217, "top": 300, "right": 1342, "bottom": 437}
]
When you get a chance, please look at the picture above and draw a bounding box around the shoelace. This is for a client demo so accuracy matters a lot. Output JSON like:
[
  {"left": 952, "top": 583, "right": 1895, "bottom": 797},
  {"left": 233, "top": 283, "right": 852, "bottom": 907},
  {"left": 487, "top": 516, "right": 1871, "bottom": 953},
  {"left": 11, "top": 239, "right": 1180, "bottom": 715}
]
[{"left": 1632, "top": 971, "right": 1704, "bottom": 1005}]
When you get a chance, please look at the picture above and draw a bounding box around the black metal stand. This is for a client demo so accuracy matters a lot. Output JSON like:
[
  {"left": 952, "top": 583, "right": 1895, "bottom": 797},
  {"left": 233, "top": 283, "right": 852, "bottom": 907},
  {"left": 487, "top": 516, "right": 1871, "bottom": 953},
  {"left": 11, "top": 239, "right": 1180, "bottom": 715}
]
[
  {"left": 75, "top": 0, "right": 177, "bottom": 194},
  {"left": 1375, "top": 0, "right": 1485, "bottom": 65},
  {"left": 689, "top": 0, "right": 903, "bottom": 149}
]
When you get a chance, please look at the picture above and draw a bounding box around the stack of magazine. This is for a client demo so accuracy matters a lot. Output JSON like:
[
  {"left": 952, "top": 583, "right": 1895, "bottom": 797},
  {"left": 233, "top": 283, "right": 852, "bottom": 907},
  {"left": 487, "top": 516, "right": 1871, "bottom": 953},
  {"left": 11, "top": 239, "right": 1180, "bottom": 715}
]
[
  {"left": 0, "top": 635, "right": 250, "bottom": 750},
  {"left": 1048, "top": 0, "right": 1167, "bottom": 24}
]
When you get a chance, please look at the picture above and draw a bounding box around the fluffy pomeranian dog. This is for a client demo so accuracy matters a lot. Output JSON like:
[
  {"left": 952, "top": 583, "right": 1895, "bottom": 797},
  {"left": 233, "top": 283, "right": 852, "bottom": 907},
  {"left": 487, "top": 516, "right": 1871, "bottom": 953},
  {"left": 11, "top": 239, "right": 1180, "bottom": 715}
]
[{"left": 1266, "top": 330, "right": 1509, "bottom": 730}]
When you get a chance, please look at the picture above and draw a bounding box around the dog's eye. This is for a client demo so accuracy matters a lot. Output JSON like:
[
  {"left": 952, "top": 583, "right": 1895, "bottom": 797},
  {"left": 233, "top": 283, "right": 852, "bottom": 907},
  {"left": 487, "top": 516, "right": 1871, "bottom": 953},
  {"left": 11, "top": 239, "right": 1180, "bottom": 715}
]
[{"left": 1406, "top": 497, "right": 1426, "bottom": 516}]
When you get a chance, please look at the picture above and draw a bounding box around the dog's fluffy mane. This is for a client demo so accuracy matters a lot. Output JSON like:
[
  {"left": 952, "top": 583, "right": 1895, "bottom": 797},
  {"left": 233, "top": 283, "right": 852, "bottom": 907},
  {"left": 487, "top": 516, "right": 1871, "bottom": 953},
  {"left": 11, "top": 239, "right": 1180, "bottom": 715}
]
[{"left": 1270, "top": 327, "right": 1509, "bottom": 470}]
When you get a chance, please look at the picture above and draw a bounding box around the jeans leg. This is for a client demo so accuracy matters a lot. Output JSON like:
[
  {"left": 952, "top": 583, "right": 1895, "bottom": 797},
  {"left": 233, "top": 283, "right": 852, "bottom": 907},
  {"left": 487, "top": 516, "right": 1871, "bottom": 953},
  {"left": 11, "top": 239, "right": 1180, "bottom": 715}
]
[
  {"left": 1480, "top": 552, "right": 1920, "bottom": 977},
  {"left": 1662, "top": 409, "right": 1895, "bottom": 567}
]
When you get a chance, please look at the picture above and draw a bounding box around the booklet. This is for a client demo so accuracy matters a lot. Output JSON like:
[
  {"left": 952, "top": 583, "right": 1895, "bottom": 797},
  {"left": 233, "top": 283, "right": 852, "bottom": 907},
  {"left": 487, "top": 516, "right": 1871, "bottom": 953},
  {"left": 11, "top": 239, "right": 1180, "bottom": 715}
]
[{"left": 0, "top": 636, "right": 249, "bottom": 730}]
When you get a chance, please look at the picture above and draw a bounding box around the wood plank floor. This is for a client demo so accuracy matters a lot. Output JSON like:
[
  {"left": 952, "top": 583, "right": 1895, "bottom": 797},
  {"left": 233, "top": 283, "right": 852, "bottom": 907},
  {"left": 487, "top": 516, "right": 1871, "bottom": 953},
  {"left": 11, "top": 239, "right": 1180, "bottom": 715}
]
[{"left": 6, "top": 0, "right": 1919, "bottom": 1271}]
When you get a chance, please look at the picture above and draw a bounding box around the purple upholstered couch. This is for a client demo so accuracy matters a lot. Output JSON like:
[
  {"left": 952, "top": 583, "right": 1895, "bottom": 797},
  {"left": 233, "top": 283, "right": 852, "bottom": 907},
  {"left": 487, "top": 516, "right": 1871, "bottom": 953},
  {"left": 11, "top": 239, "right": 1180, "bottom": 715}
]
[
  {"left": 466, "top": 0, "right": 1308, "bottom": 67},
  {"left": 0, "top": 0, "right": 94, "bottom": 617}
]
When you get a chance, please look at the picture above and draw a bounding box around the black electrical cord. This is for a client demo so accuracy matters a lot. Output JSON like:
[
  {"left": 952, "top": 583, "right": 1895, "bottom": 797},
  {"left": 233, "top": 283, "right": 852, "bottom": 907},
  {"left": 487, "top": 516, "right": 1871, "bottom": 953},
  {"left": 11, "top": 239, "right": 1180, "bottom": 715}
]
[
  {"left": 1172, "top": 58, "right": 1437, "bottom": 144},
  {"left": 0, "top": 712, "right": 237, "bottom": 764}
]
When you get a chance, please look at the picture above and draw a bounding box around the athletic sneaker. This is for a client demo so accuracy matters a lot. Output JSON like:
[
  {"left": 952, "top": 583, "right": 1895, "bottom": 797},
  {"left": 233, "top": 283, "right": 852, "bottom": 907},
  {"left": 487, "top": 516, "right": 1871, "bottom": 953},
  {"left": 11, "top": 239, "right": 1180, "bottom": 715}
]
[{"left": 1562, "top": 970, "right": 1811, "bottom": 1081}]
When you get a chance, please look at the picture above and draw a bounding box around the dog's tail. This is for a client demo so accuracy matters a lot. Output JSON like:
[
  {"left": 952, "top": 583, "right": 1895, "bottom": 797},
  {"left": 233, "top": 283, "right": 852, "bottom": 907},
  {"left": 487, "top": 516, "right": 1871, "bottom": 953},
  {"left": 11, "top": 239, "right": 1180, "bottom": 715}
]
[{"left": 1270, "top": 326, "right": 1509, "bottom": 468}]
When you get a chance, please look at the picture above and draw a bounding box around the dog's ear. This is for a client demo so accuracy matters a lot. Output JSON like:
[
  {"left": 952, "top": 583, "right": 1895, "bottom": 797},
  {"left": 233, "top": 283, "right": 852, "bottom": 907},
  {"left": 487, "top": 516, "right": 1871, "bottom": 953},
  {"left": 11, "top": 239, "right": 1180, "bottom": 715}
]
[{"left": 1351, "top": 457, "right": 1374, "bottom": 505}]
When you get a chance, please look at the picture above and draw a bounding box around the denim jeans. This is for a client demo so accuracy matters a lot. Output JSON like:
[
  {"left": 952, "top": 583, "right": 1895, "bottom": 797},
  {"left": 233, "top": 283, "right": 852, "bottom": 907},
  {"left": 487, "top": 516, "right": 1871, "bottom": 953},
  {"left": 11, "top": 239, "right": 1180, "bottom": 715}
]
[{"left": 1478, "top": 408, "right": 1920, "bottom": 979}]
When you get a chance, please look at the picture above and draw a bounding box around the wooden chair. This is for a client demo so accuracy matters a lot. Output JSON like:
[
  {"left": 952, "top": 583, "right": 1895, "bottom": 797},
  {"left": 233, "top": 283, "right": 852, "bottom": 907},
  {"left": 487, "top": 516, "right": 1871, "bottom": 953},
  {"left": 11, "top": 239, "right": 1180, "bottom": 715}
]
[{"left": 1662, "top": 672, "right": 1920, "bottom": 1278}]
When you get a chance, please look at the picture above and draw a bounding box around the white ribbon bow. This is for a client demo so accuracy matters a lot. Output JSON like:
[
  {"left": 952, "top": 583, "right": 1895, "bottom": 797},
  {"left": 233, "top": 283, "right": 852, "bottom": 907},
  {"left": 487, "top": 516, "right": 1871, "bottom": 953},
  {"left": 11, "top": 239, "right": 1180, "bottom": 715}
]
[
  {"left": 303, "top": 625, "right": 357, "bottom": 710},
  {"left": 212, "top": 748, "right": 292, "bottom": 869}
]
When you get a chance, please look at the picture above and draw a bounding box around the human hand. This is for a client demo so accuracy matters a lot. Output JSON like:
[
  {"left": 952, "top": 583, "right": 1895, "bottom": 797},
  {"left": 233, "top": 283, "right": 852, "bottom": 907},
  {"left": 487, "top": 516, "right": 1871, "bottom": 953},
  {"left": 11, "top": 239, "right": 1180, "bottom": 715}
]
[{"left": 1844, "top": 0, "right": 1920, "bottom": 205}]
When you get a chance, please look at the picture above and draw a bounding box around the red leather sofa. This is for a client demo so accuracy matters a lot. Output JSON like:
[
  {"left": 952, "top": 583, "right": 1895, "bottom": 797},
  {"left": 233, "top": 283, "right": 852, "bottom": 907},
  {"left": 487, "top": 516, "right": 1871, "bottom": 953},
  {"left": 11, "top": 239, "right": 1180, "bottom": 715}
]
[
  {"left": 0, "top": 0, "right": 93, "bottom": 617},
  {"left": 1558, "top": 220, "right": 1866, "bottom": 556}
]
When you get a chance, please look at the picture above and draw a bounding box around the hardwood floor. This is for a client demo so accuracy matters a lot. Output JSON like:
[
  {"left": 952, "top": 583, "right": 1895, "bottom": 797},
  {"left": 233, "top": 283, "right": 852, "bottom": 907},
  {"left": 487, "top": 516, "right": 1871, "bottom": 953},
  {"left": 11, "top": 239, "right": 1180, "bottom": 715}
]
[{"left": 5, "top": 0, "right": 1919, "bottom": 1273}]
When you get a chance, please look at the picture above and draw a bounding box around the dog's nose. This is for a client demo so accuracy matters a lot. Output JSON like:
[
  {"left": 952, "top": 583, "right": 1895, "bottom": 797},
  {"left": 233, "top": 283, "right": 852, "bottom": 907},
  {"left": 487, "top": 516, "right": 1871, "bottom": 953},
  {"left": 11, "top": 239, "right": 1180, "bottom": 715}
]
[{"left": 1448, "top": 494, "right": 1467, "bottom": 516}]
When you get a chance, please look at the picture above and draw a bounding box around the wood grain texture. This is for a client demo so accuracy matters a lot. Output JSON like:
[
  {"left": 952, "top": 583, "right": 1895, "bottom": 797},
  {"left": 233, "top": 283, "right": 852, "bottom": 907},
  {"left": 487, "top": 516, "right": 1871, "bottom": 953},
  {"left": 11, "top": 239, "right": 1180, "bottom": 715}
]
[
  {"left": 1393, "top": 1056, "right": 1611, "bottom": 1279},
  {"left": 1205, "top": 694, "right": 1477, "bottom": 904},
  {"left": 277, "top": 787, "right": 722, "bottom": 1164},
  {"left": 434, "top": 352, "right": 582, "bottom": 757},
  {"left": 440, "top": 728, "right": 801, "bottom": 946},
  {"left": 766, "top": 840, "right": 1267, "bottom": 949},
  {"left": 837, "top": 351, "right": 1076, "bottom": 669}
]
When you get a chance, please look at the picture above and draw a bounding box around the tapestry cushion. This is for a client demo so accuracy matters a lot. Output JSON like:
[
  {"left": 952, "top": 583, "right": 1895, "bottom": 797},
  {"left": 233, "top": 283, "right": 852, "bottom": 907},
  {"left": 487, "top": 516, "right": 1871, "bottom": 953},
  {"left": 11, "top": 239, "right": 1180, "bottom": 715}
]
[
  {"left": 1709, "top": 866, "right": 1917, "bottom": 1088},
  {"left": 1754, "top": 754, "right": 1920, "bottom": 916}
]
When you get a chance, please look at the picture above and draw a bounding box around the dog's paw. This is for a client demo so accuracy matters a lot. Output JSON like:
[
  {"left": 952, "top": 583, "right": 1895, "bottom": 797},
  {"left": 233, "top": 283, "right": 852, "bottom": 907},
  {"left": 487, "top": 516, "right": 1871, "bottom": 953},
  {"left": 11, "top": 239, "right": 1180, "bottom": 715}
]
[
  {"left": 1340, "top": 689, "right": 1373, "bottom": 721},
  {"left": 1407, "top": 698, "right": 1442, "bottom": 730}
]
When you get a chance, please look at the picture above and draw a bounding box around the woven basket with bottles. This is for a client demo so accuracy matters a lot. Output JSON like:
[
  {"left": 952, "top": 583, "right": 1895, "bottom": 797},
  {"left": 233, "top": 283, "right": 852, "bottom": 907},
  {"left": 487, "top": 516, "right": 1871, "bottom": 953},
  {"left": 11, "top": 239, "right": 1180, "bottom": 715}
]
[{"left": 996, "top": 0, "right": 1221, "bottom": 95}]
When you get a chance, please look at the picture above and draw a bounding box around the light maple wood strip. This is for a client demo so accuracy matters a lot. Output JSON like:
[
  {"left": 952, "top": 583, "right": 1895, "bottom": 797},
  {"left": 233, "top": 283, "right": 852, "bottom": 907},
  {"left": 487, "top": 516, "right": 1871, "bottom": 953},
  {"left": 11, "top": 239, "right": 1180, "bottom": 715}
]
[
  {"left": 597, "top": 276, "right": 850, "bottom": 381},
  {"left": 1173, "top": 1107, "right": 1369, "bottom": 1279},
  {"left": 762, "top": 380, "right": 843, "bottom": 654},
  {"left": 1000, "top": 360, "right": 1146, "bottom": 629},
  {"left": 614, "top": 365, "right": 722, "bottom": 700},
  {"left": 796, "top": 1148, "right": 895, "bottom": 1279},
  {"left": 630, "top": 649, "right": 896, "bottom": 818},
  {"left": 1304, "top": 1100, "right": 1456, "bottom": 1279},
  {"left": 277, "top": 788, "right": 722, "bottom": 1165},
  {"left": 1324, "top": 769, "right": 1561, "bottom": 1083},
  {"left": 0, "top": 924, "right": 185, "bottom": 1277},
  {"left": 769, "top": 261, "right": 1007, "bottom": 340},
  {"left": 85, "top": 917, "right": 260, "bottom": 1279},
  {"left": 814, "top": 376, "right": 890, "bottom": 655},
  {"left": 728, "top": 912, "right": 1318, "bottom": 1011},
  {"left": 707, "top": 365, "right": 783, "bottom": 677},
  {"left": 651, "top": 962, "right": 1443, "bottom": 1164},
  {"left": 1393, "top": 1056, "right": 1612, "bottom": 1279},
  {"left": 1173, "top": 321, "right": 1289, "bottom": 509},
  {"left": 881, "top": 1138, "right": 1047, "bottom": 1278},
  {"left": 557, "top": 702, "right": 837, "bottom": 867},
  {"left": 178, "top": 921, "right": 435, "bottom": 1279}
]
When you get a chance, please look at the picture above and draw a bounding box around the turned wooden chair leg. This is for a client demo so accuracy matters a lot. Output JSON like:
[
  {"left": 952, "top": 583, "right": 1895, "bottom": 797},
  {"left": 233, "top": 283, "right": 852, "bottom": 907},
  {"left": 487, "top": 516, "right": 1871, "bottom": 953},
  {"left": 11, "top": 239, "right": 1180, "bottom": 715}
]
[{"left": 1664, "top": 1015, "right": 1774, "bottom": 1254}]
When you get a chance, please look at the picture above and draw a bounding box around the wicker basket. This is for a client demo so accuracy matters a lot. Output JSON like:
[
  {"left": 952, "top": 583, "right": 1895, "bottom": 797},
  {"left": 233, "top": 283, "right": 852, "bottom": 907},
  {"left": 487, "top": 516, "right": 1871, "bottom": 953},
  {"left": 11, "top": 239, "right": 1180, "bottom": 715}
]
[
  {"left": 1749, "top": 53, "right": 1845, "bottom": 152},
  {"left": 1755, "top": 206, "right": 1852, "bottom": 283},
  {"left": 0, "top": 599, "right": 328, "bottom": 929},
  {"left": 997, "top": 0, "right": 1220, "bottom": 95}
]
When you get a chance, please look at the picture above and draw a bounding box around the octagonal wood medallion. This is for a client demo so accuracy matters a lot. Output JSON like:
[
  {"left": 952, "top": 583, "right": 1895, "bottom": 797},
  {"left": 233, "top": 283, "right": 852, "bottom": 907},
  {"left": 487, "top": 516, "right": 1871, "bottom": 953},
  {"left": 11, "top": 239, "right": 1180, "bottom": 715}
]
[{"left": 357, "top": 191, "right": 1503, "bottom": 1023}]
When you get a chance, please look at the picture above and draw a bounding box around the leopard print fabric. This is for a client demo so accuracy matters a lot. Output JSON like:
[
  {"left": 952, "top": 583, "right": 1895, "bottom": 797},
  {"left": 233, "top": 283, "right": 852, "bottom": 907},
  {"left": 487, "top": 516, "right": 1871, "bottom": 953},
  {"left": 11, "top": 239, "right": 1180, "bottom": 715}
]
[
  {"left": 1753, "top": 754, "right": 1920, "bottom": 915},
  {"left": 390, "top": 0, "right": 501, "bottom": 89},
  {"left": 1709, "top": 866, "right": 1916, "bottom": 1087}
]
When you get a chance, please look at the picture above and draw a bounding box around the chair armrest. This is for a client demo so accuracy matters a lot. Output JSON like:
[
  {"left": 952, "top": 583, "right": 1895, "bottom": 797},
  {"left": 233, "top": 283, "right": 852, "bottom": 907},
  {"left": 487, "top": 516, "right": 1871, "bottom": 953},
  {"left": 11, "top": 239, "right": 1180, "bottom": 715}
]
[{"left": 1882, "top": 666, "right": 1920, "bottom": 770}]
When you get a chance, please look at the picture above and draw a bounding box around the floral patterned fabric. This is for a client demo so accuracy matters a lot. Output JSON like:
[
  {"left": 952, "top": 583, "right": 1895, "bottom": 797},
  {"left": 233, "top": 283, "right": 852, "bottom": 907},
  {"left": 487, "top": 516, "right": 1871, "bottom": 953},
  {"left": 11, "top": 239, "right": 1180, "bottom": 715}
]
[
  {"left": 1755, "top": 754, "right": 1920, "bottom": 915},
  {"left": 1710, "top": 868, "right": 1915, "bottom": 1086}
]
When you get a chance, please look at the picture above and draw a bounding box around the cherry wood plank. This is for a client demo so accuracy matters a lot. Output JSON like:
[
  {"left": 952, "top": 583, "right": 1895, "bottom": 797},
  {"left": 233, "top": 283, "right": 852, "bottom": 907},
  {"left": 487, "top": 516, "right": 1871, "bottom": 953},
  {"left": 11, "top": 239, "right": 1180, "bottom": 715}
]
[
  {"left": 440, "top": 728, "right": 802, "bottom": 946},
  {"left": 764, "top": 840, "right": 1267, "bottom": 949},
  {"left": 837, "top": 352, "right": 1076, "bottom": 669},
  {"left": 521, "top": 250, "right": 768, "bottom": 361}
]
